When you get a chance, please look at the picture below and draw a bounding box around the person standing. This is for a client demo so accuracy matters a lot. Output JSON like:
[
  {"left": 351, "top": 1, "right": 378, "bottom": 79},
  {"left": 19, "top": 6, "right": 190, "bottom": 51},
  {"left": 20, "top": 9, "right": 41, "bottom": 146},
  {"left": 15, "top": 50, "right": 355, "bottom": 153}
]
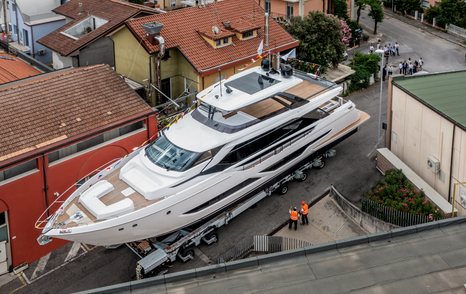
[
  {"left": 395, "top": 42, "right": 400, "bottom": 56},
  {"left": 403, "top": 60, "right": 408, "bottom": 75},
  {"left": 369, "top": 44, "right": 374, "bottom": 54},
  {"left": 382, "top": 65, "right": 387, "bottom": 81},
  {"left": 300, "top": 201, "right": 309, "bottom": 225},
  {"left": 399, "top": 62, "right": 403, "bottom": 74},
  {"left": 289, "top": 207, "right": 299, "bottom": 230},
  {"left": 418, "top": 57, "right": 424, "bottom": 70},
  {"left": 388, "top": 64, "right": 393, "bottom": 76}
]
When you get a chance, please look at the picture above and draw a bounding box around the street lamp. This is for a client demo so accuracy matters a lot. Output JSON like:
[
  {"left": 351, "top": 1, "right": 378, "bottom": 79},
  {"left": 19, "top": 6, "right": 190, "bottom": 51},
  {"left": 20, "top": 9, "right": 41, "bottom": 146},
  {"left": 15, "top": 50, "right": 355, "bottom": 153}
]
[{"left": 375, "top": 49, "right": 384, "bottom": 147}]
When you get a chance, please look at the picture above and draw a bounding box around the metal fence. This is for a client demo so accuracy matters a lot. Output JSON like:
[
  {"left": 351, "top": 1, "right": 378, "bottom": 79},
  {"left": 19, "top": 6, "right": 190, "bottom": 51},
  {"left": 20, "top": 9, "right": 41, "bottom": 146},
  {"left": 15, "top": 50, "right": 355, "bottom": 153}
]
[
  {"left": 447, "top": 24, "right": 466, "bottom": 40},
  {"left": 217, "top": 235, "right": 312, "bottom": 263},
  {"left": 361, "top": 198, "right": 437, "bottom": 227}
]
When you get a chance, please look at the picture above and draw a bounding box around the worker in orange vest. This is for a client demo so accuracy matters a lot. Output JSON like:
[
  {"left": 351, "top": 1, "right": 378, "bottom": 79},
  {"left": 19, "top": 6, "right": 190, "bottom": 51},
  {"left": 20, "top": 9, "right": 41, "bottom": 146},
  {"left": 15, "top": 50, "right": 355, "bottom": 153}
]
[
  {"left": 300, "top": 200, "right": 309, "bottom": 225},
  {"left": 288, "top": 207, "right": 299, "bottom": 230}
]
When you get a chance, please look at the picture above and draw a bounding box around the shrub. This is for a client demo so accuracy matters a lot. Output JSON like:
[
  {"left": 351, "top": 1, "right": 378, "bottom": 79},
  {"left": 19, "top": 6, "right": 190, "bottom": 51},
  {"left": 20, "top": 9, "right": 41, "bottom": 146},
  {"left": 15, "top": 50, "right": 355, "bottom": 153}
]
[
  {"left": 366, "top": 169, "right": 443, "bottom": 219},
  {"left": 348, "top": 52, "right": 380, "bottom": 92}
]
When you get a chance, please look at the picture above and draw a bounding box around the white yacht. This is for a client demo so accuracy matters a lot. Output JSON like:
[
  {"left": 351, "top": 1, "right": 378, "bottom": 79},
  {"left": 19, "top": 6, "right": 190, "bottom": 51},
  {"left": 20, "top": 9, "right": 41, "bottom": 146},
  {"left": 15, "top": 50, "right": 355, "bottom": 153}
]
[{"left": 37, "top": 63, "right": 369, "bottom": 246}]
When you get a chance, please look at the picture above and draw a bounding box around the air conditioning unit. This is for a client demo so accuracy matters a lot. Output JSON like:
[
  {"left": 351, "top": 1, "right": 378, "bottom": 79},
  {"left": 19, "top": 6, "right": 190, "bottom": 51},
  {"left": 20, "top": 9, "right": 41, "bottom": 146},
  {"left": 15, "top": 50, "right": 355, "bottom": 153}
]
[
  {"left": 427, "top": 155, "right": 440, "bottom": 174},
  {"left": 37, "top": 49, "right": 46, "bottom": 56}
]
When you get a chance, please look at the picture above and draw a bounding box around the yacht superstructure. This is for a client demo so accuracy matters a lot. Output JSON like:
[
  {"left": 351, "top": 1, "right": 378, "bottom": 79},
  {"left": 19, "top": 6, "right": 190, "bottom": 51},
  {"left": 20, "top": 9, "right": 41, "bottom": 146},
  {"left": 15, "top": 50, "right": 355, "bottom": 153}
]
[{"left": 36, "top": 64, "right": 369, "bottom": 246}]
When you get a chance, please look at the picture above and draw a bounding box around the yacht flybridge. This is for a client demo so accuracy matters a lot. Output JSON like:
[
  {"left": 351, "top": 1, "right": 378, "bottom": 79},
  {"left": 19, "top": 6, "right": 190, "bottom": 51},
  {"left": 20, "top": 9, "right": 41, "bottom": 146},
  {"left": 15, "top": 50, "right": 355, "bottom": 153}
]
[{"left": 36, "top": 63, "right": 369, "bottom": 246}]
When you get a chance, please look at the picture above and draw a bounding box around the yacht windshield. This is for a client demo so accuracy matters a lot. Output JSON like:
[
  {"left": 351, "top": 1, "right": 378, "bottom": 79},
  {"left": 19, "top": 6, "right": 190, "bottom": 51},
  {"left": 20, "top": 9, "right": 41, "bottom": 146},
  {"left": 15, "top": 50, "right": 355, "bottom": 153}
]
[{"left": 145, "top": 135, "right": 199, "bottom": 172}]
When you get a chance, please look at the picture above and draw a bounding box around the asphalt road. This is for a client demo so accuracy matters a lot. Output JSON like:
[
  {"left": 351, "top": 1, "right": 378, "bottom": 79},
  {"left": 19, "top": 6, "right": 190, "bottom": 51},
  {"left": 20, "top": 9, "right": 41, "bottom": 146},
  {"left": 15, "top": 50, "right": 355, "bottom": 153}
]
[
  {"left": 7, "top": 12, "right": 466, "bottom": 294},
  {"left": 359, "top": 9, "right": 466, "bottom": 72}
]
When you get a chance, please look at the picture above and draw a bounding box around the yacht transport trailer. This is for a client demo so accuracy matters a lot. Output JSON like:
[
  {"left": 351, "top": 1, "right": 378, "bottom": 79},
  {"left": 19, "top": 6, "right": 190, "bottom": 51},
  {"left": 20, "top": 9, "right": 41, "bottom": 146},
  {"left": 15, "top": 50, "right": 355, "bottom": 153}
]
[{"left": 127, "top": 150, "right": 336, "bottom": 279}]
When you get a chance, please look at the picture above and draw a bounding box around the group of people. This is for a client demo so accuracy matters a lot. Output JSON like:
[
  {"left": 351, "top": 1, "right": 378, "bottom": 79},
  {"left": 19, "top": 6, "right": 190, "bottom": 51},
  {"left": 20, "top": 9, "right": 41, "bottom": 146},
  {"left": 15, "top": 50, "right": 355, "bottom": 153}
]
[
  {"left": 369, "top": 40, "right": 400, "bottom": 57},
  {"left": 288, "top": 200, "right": 309, "bottom": 230},
  {"left": 398, "top": 57, "right": 424, "bottom": 75},
  {"left": 382, "top": 57, "right": 425, "bottom": 81}
]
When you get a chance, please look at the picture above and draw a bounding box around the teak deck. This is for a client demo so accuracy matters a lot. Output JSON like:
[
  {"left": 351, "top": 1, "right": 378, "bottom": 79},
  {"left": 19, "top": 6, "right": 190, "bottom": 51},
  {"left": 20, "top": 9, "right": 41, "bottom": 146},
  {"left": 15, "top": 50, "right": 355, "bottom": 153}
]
[
  {"left": 239, "top": 80, "right": 327, "bottom": 119},
  {"left": 57, "top": 169, "right": 155, "bottom": 228}
]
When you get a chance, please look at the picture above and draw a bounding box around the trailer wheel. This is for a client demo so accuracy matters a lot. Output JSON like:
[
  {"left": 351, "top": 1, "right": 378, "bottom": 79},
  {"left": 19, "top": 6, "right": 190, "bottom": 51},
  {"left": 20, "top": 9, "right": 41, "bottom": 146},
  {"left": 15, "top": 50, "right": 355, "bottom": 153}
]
[
  {"left": 297, "top": 172, "right": 307, "bottom": 182},
  {"left": 279, "top": 185, "right": 289, "bottom": 195},
  {"left": 178, "top": 247, "right": 195, "bottom": 262},
  {"left": 316, "top": 160, "right": 325, "bottom": 169}
]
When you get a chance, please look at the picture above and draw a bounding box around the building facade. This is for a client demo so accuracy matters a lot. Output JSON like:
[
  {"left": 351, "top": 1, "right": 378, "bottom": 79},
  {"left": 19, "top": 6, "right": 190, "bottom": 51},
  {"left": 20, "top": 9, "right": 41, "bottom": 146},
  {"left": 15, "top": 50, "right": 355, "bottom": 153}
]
[
  {"left": 112, "top": 0, "right": 299, "bottom": 106},
  {"left": 388, "top": 71, "right": 466, "bottom": 215},
  {"left": 7, "top": 0, "right": 66, "bottom": 64},
  {"left": 0, "top": 65, "right": 157, "bottom": 273},
  {"left": 38, "top": 0, "right": 160, "bottom": 70}
]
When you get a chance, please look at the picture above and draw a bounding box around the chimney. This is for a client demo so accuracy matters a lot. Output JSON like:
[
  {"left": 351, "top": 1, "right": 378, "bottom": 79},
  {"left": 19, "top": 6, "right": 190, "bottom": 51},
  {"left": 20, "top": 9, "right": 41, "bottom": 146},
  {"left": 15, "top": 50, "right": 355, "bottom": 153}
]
[
  {"left": 265, "top": 12, "right": 269, "bottom": 47},
  {"left": 78, "top": 2, "right": 83, "bottom": 16}
]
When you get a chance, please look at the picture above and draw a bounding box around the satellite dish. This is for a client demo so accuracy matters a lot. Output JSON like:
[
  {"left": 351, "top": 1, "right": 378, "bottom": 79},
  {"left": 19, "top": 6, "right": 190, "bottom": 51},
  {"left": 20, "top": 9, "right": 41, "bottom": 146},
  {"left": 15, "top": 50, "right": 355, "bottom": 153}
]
[{"left": 212, "top": 26, "right": 220, "bottom": 35}]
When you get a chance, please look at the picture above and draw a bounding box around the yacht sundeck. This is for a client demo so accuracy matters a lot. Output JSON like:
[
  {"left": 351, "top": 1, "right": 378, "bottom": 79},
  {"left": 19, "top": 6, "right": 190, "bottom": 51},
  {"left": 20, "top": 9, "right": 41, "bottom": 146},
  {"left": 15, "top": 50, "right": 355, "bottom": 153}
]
[{"left": 36, "top": 63, "right": 370, "bottom": 246}]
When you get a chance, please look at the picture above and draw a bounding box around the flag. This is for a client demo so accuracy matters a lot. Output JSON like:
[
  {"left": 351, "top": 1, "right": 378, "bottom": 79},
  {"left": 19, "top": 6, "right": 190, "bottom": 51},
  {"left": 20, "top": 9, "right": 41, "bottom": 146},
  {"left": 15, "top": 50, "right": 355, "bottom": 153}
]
[
  {"left": 281, "top": 48, "right": 296, "bottom": 61},
  {"left": 257, "top": 39, "right": 264, "bottom": 56}
]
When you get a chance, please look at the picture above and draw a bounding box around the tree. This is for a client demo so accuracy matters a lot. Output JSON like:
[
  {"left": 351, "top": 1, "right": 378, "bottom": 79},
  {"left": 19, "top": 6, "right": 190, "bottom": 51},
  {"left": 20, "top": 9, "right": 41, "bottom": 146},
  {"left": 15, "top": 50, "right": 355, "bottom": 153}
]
[
  {"left": 398, "top": 0, "right": 422, "bottom": 15},
  {"left": 424, "top": 5, "right": 440, "bottom": 24},
  {"left": 287, "top": 12, "right": 346, "bottom": 68},
  {"left": 368, "top": 0, "right": 384, "bottom": 34},
  {"left": 334, "top": 0, "right": 349, "bottom": 19},
  {"left": 356, "top": 0, "right": 368, "bottom": 24},
  {"left": 438, "top": 0, "right": 466, "bottom": 28}
]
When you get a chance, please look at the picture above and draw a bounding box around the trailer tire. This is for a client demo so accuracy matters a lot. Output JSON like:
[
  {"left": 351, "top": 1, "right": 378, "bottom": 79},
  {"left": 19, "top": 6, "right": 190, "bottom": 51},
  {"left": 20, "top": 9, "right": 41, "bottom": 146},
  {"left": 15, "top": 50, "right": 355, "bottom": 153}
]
[
  {"left": 297, "top": 172, "right": 307, "bottom": 182},
  {"left": 279, "top": 185, "right": 289, "bottom": 195},
  {"left": 316, "top": 160, "right": 325, "bottom": 169}
]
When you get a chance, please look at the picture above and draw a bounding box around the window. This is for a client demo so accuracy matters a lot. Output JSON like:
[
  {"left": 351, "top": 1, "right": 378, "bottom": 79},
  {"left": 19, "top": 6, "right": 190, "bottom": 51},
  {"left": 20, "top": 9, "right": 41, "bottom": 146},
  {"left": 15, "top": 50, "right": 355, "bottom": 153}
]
[
  {"left": 242, "top": 30, "right": 254, "bottom": 39},
  {"left": 145, "top": 134, "right": 201, "bottom": 172},
  {"left": 12, "top": 3, "right": 16, "bottom": 12},
  {"left": 62, "top": 15, "right": 108, "bottom": 39},
  {"left": 48, "top": 121, "right": 145, "bottom": 163},
  {"left": 171, "top": 0, "right": 176, "bottom": 7},
  {"left": 0, "top": 159, "right": 38, "bottom": 182},
  {"left": 13, "top": 24, "right": 17, "bottom": 35},
  {"left": 215, "top": 39, "right": 221, "bottom": 46},
  {"left": 265, "top": 0, "right": 271, "bottom": 13},
  {"left": 286, "top": 2, "right": 294, "bottom": 19},
  {"left": 223, "top": 37, "right": 229, "bottom": 44},
  {"left": 219, "top": 119, "right": 304, "bottom": 165},
  {"left": 22, "top": 29, "right": 29, "bottom": 46},
  {"left": 161, "top": 78, "right": 171, "bottom": 101},
  {"left": 0, "top": 212, "right": 7, "bottom": 242}
]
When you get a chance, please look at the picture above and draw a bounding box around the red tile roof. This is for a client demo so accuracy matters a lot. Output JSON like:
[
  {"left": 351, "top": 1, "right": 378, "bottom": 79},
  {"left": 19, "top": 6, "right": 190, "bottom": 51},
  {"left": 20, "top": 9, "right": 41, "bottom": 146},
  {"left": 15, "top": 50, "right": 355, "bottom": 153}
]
[
  {"left": 0, "top": 64, "right": 153, "bottom": 163},
  {"left": 126, "top": 0, "right": 299, "bottom": 75},
  {"left": 0, "top": 53, "right": 41, "bottom": 84},
  {"left": 38, "top": 0, "right": 160, "bottom": 56}
]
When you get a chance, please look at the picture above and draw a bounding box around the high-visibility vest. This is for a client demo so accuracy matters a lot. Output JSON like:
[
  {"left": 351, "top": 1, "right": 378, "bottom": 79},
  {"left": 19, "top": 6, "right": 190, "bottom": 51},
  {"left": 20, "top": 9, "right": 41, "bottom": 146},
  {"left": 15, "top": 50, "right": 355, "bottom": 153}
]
[
  {"left": 290, "top": 210, "right": 299, "bottom": 221},
  {"left": 301, "top": 203, "right": 309, "bottom": 215}
]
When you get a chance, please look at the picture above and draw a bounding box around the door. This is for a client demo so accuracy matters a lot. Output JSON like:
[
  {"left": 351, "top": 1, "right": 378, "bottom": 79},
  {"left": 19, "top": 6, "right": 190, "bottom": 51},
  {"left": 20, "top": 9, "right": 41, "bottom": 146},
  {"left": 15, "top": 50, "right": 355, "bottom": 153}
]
[
  {"left": 0, "top": 211, "right": 9, "bottom": 275},
  {"left": 0, "top": 241, "right": 7, "bottom": 274}
]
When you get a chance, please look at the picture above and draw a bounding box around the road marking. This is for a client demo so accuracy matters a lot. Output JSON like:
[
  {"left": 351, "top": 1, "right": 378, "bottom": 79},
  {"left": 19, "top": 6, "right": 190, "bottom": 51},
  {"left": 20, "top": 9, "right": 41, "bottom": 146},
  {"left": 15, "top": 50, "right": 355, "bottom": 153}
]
[
  {"left": 194, "top": 248, "right": 212, "bottom": 264},
  {"left": 30, "top": 252, "right": 51, "bottom": 280},
  {"left": 65, "top": 242, "right": 82, "bottom": 262},
  {"left": 10, "top": 275, "right": 27, "bottom": 293}
]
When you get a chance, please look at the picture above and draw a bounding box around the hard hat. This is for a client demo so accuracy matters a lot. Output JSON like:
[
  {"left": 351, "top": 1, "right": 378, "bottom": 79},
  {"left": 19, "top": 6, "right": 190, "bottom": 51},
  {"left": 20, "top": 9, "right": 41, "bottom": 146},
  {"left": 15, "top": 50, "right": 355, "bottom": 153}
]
[{"left": 293, "top": 207, "right": 297, "bottom": 210}]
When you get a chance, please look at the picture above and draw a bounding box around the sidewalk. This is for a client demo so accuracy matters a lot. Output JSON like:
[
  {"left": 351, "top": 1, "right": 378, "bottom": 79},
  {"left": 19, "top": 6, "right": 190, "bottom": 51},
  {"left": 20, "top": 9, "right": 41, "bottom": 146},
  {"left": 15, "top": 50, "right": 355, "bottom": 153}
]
[{"left": 274, "top": 195, "right": 367, "bottom": 244}]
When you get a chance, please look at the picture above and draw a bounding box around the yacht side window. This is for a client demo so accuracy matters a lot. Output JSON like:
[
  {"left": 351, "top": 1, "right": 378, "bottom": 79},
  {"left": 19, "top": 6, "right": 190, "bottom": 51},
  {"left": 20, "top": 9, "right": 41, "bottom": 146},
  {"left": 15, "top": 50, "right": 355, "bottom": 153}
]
[
  {"left": 145, "top": 135, "right": 200, "bottom": 172},
  {"left": 303, "top": 108, "right": 328, "bottom": 124}
]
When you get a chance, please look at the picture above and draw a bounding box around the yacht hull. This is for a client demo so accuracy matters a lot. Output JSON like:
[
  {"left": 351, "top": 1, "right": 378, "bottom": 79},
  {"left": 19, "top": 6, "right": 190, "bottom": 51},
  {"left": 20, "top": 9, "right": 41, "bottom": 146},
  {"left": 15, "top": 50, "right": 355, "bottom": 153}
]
[{"left": 43, "top": 110, "right": 367, "bottom": 245}]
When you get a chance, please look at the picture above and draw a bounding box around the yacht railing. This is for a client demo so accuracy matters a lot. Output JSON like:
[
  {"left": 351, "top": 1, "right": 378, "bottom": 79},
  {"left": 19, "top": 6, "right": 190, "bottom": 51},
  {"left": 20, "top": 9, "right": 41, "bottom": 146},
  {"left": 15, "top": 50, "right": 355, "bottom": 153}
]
[{"left": 34, "top": 132, "right": 159, "bottom": 231}]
